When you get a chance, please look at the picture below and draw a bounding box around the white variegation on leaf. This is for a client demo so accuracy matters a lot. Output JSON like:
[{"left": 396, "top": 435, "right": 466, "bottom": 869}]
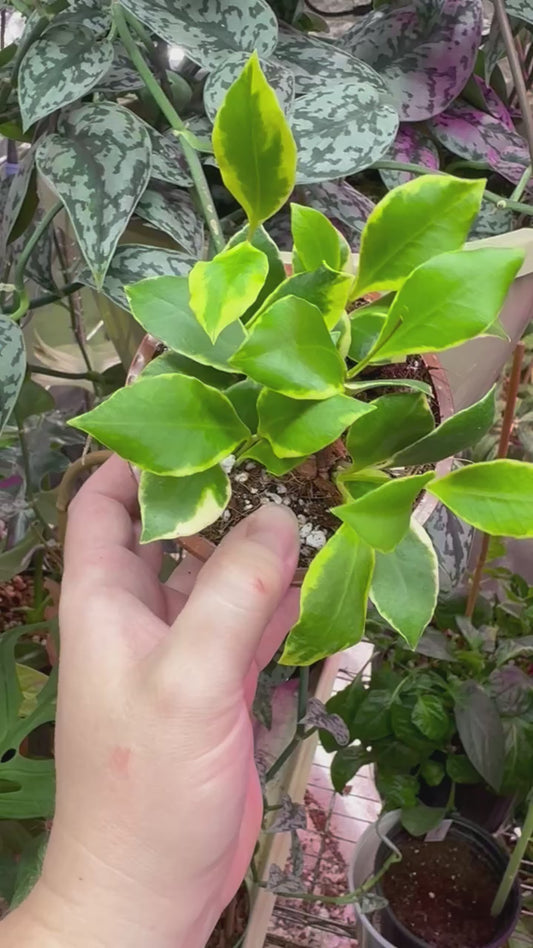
[{"left": 139, "top": 466, "right": 230, "bottom": 542}]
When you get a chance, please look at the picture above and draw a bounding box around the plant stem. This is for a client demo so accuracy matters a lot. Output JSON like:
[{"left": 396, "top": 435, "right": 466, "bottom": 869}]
[
  {"left": 11, "top": 282, "right": 83, "bottom": 313},
  {"left": 265, "top": 734, "right": 300, "bottom": 783},
  {"left": 53, "top": 229, "right": 93, "bottom": 373},
  {"left": 32, "top": 547, "right": 44, "bottom": 611},
  {"left": 296, "top": 666, "right": 309, "bottom": 738},
  {"left": 27, "top": 362, "right": 104, "bottom": 383},
  {"left": 510, "top": 164, "right": 532, "bottom": 202},
  {"left": 491, "top": 796, "right": 533, "bottom": 916},
  {"left": 493, "top": 0, "right": 533, "bottom": 174},
  {"left": 466, "top": 342, "right": 525, "bottom": 617},
  {"left": 113, "top": 4, "right": 224, "bottom": 253},
  {"left": 9, "top": 202, "right": 63, "bottom": 322}
]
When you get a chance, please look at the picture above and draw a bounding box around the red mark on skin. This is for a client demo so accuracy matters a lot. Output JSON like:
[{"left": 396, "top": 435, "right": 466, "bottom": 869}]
[
  {"left": 109, "top": 746, "right": 131, "bottom": 778},
  {"left": 253, "top": 576, "right": 267, "bottom": 595}
]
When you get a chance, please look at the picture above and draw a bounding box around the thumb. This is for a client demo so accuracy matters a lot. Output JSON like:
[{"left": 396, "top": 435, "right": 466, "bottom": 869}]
[{"left": 152, "top": 504, "right": 300, "bottom": 699}]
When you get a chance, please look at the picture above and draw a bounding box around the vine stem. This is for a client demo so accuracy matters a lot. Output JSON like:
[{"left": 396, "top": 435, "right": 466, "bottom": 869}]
[
  {"left": 27, "top": 362, "right": 104, "bottom": 383},
  {"left": 493, "top": 0, "right": 533, "bottom": 174},
  {"left": 9, "top": 202, "right": 63, "bottom": 322},
  {"left": 16, "top": 281, "right": 84, "bottom": 313},
  {"left": 53, "top": 228, "right": 93, "bottom": 373},
  {"left": 510, "top": 164, "right": 532, "bottom": 203},
  {"left": 113, "top": 4, "right": 224, "bottom": 254},
  {"left": 491, "top": 795, "right": 533, "bottom": 916}
]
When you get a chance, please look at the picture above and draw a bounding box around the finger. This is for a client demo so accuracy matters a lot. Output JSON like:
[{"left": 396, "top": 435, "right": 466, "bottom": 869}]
[{"left": 151, "top": 505, "right": 300, "bottom": 699}]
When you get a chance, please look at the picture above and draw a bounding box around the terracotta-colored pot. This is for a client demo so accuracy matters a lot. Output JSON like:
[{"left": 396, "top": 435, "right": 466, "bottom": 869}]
[{"left": 128, "top": 335, "right": 454, "bottom": 588}]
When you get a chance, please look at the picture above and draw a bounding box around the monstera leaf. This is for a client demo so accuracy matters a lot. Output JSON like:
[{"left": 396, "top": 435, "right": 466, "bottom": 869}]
[
  {"left": 36, "top": 103, "right": 152, "bottom": 288},
  {"left": 120, "top": 0, "right": 278, "bottom": 70},
  {"left": 78, "top": 244, "right": 195, "bottom": 310},
  {"left": 291, "top": 80, "right": 399, "bottom": 184},
  {"left": 380, "top": 124, "right": 439, "bottom": 189},
  {"left": 303, "top": 180, "right": 375, "bottom": 250},
  {"left": 341, "top": 0, "right": 483, "bottom": 121},
  {"left": 204, "top": 52, "right": 294, "bottom": 120}
]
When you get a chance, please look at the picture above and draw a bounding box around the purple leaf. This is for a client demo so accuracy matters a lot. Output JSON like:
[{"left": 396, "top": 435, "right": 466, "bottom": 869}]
[
  {"left": 380, "top": 124, "right": 439, "bottom": 189},
  {"left": 254, "top": 749, "right": 271, "bottom": 791},
  {"left": 429, "top": 99, "right": 529, "bottom": 184},
  {"left": 303, "top": 180, "right": 375, "bottom": 250},
  {"left": 290, "top": 830, "right": 304, "bottom": 879},
  {"left": 471, "top": 76, "right": 514, "bottom": 130},
  {"left": 300, "top": 697, "right": 350, "bottom": 746},
  {"left": 489, "top": 666, "right": 533, "bottom": 715},
  {"left": 267, "top": 793, "right": 307, "bottom": 834},
  {"left": 340, "top": 0, "right": 483, "bottom": 121}
]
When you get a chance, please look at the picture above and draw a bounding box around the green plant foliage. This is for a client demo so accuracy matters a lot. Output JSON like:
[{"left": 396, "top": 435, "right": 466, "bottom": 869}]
[
  {"left": 225, "top": 379, "right": 261, "bottom": 431},
  {"left": 189, "top": 243, "right": 268, "bottom": 341},
  {"left": 429, "top": 460, "right": 533, "bottom": 537},
  {"left": 401, "top": 804, "right": 446, "bottom": 837},
  {"left": 213, "top": 51, "right": 297, "bottom": 231},
  {"left": 291, "top": 203, "right": 350, "bottom": 273},
  {"left": 257, "top": 390, "right": 373, "bottom": 458},
  {"left": 227, "top": 224, "right": 286, "bottom": 319},
  {"left": 332, "top": 473, "right": 434, "bottom": 553},
  {"left": 139, "top": 466, "right": 231, "bottom": 542},
  {"left": 0, "top": 317, "right": 26, "bottom": 435},
  {"left": 134, "top": 185, "right": 204, "bottom": 256},
  {"left": 204, "top": 51, "right": 295, "bottom": 120},
  {"left": 346, "top": 392, "right": 434, "bottom": 471},
  {"left": 79, "top": 245, "right": 195, "bottom": 311},
  {"left": 454, "top": 680, "right": 505, "bottom": 790},
  {"left": 256, "top": 265, "right": 353, "bottom": 330},
  {"left": 242, "top": 439, "right": 305, "bottom": 475},
  {"left": 412, "top": 694, "right": 449, "bottom": 742},
  {"left": 70, "top": 375, "right": 249, "bottom": 475}
]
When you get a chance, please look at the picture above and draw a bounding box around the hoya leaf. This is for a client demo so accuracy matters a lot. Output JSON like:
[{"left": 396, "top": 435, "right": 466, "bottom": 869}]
[
  {"left": 204, "top": 51, "right": 294, "bottom": 120},
  {"left": 135, "top": 185, "right": 204, "bottom": 256},
  {"left": 121, "top": 0, "right": 278, "bottom": 70},
  {"left": 348, "top": 302, "right": 389, "bottom": 363},
  {"left": 242, "top": 439, "right": 306, "bottom": 475},
  {"left": 18, "top": 25, "right": 113, "bottom": 130},
  {"left": 227, "top": 224, "right": 286, "bottom": 320},
  {"left": 189, "top": 243, "right": 268, "bottom": 341},
  {"left": 36, "top": 103, "right": 151, "bottom": 288},
  {"left": 258, "top": 389, "right": 373, "bottom": 458},
  {"left": 412, "top": 694, "right": 449, "bottom": 742},
  {"left": 346, "top": 392, "right": 434, "bottom": 471},
  {"left": 225, "top": 379, "right": 261, "bottom": 432},
  {"left": 332, "top": 472, "right": 434, "bottom": 553},
  {"left": 291, "top": 203, "right": 350, "bottom": 274},
  {"left": 429, "top": 460, "right": 533, "bottom": 538},
  {"left": 230, "top": 296, "right": 345, "bottom": 399},
  {"left": 213, "top": 51, "right": 297, "bottom": 232},
  {"left": 377, "top": 249, "right": 523, "bottom": 360},
  {"left": 371, "top": 521, "right": 439, "bottom": 648},
  {"left": 280, "top": 526, "right": 374, "bottom": 665},
  {"left": 139, "top": 466, "right": 230, "bottom": 542},
  {"left": 354, "top": 175, "right": 484, "bottom": 296},
  {"left": 70, "top": 375, "right": 249, "bottom": 476},
  {"left": 0, "top": 316, "right": 26, "bottom": 435},
  {"left": 347, "top": 379, "right": 432, "bottom": 396},
  {"left": 291, "top": 80, "right": 398, "bottom": 185},
  {"left": 126, "top": 275, "right": 245, "bottom": 372},
  {"left": 336, "top": 467, "right": 390, "bottom": 502},
  {"left": 256, "top": 265, "right": 353, "bottom": 331},
  {"left": 454, "top": 680, "right": 505, "bottom": 791},
  {"left": 380, "top": 124, "right": 439, "bottom": 189}
]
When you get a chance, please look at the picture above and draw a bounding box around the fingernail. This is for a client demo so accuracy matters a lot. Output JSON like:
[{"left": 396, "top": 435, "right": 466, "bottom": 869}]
[{"left": 245, "top": 504, "right": 300, "bottom": 563}]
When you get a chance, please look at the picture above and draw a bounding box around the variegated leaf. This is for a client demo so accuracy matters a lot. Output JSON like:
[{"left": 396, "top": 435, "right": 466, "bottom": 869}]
[
  {"left": 135, "top": 184, "right": 204, "bottom": 256},
  {"left": 267, "top": 864, "right": 302, "bottom": 895},
  {"left": 204, "top": 51, "right": 294, "bottom": 121},
  {"left": 148, "top": 126, "right": 192, "bottom": 188},
  {"left": 380, "top": 124, "right": 439, "bottom": 189},
  {"left": 505, "top": 0, "right": 533, "bottom": 25},
  {"left": 341, "top": 0, "right": 483, "bottom": 121},
  {"left": 470, "top": 75, "right": 514, "bottom": 129},
  {"left": 0, "top": 315, "right": 25, "bottom": 435},
  {"left": 18, "top": 25, "right": 114, "bottom": 130},
  {"left": 483, "top": 15, "right": 505, "bottom": 80},
  {"left": 78, "top": 244, "right": 195, "bottom": 310},
  {"left": 469, "top": 198, "right": 514, "bottom": 239},
  {"left": 302, "top": 180, "right": 375, "bottom": 250},
  {"left": 12, "top": 214, "right": 55, "bottom": 293},
  {"left": 291, "top": 81, "right": 398, "bottom": 184},
  {"left": 429, "top": 100, "right": 529, "bottom": 184},
  {"left": 95, "top": 48, "right": 144, "bottom": 93},
  {"left": 52, "top": 0, "right": 112, "bottom": 34},
  {"left": 266, "top": 794, "right": 306, "bottom": 834},
  {"left": 300, "top": 697, "right": 350, "bottom": 746},
  {"left": 0, "top": 148, "right": 35, "bottom": 255},
  {"left": 36, "top": 103, "right": 152, "bottom": 288},
  {"left": 120, "top": 0, "right": 278, "bottom": 70},
  {"left": 274, "top": 23, "right": 386, "bottom": 94}
]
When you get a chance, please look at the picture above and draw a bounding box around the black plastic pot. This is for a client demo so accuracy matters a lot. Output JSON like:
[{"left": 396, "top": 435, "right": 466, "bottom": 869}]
[
  {"left": 375, "top": 816, "right": 521, "bottom": 948},
  {"left": 418, "top": 774, "right": 515, "bottom": 833}
]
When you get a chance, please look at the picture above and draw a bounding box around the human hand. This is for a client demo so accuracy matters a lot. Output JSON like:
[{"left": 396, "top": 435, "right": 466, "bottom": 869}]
[{"left": 7, "top": 456, "right": 300, "bottom": 948}]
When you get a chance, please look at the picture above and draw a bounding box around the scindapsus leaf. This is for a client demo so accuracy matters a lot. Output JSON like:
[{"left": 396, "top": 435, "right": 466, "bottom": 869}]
[
  {"left": 139, "top": 466, "right": 230, "bottom": 542},
  {"left": 36, "top": 103, "right": 152, "bottom": 288},
  {"left": 135, "top": 185, "right": 204, "bottom": 256},
  {"left": 258, "top": 389, "right": 373, "bottom": 458},
  {"left": 204, "top": 51, "right": 294, "bottom": 120},
  {"left": 346, "top": 392, "right": 434, "bottom": 471},
  {"left": 189, "top": 243, "right": 268, "bottom": 341},
  {"left": 80, "top": 245, "right": 195, "bottom": 312},
  {"left": 371, "top": 521, "right": 439, "bottom": 648},
  {"left": 0, "top": 149, "right": 35, "bottom": 254},
  {"left": 332, "top": 473, "right": 434, "bottom": 553},
  {"left": 231, "top": 296, "right": 345, "bottom": 399},
  {"left": 291, "top": 203, "right": 350, "bottom": 274},
  {"left": 0, "top": 316, "right": 26, "bottom": 435},
  {"left": 70, "top": 375, "right": 249, "bottom": 476},
  {"left": 429, "top": 460, "right": 533, "bottom": 537},
  {"left": 354, "top": 175, "right": 484, "bottom": 297},
  {"left": 18, "top": 25, "right": 113, "bottom": 130},
  {"left": 380, "top": 124, "right": 439, "bottom": 189},
  {"left": 213, "top": 52, "right": 297, "bottom": 232},
  {"left": 280, "top": 526, "right": 375, "bottom": 665}
]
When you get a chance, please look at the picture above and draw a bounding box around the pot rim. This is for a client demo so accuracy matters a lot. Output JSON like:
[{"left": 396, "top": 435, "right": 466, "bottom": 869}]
[{"left": 128, "top": 337, "right": 454, "bottom": 587}]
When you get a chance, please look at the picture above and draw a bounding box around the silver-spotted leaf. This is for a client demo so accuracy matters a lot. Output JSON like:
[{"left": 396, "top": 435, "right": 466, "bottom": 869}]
[
  {"left": 36, "top": 103, "right": 152, "bottom": 288},
  {"left": 470, "top": 199, "right": 514, "bottom": 240},
  {"left": 506, "top": 0, "right": 533, "bottom": 24},
  {"left": 0, "top": 149, "right": 35, "bottom": 254},
  {"left": 78, "top": 245, "right": 194, "bottom": 311},
  {"left": 274, "top": 23, "right": 386, "bottom": 94},
  {"left": 147, "top": 126, "right": 192, "bottom": 188},
  {"left": 139, "top": 466, "right": 230, "bottom": 542},
  {"left": 18, "top": 25, "right": 113, "bottom": 130},
  {"left": 0, "top": 316, "right": 26, "bottom": 435},
  {"left": 303, "top": 180, "right": 375, "bottom": 251},
  {"left": 300, "top": 698, "right": 349, "bottom": 746},
  {"left": 53, "top": 0, "right": 112, "bottom": 34},
  {"left": 135, "top": 185, "right": 203, "bottom": 256},
  {"left": 380, "top": 124, "right": 439, "bottom": 189},
  {"left": 204, "top": 51, "right": 294, "bottom": 120}
]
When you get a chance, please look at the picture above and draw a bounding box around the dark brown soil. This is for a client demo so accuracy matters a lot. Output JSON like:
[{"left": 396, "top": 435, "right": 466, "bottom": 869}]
[
  {"left": 381, "top": 834, "right": 502, "bottom": 948},
  {"left": 358, "top": 356, "right": 441, "bottom": 425},
  {"left": 0, "top": 574, "right": 34, "bottom": 632},
  {"left": 206, "top": 883, "right": 249, "bottom": 948}
]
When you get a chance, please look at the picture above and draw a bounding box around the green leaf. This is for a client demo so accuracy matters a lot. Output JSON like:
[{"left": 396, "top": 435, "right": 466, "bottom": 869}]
[
  {"left": 11, "top": 377, "right": 54, "bottom": 424},
  {"left": 0, "top": 757, "right": 55, "bottom": 819},
  {"left": 332, "top": 473, "right": 433, "bottom": 552},
  {"left": 224, "top": 379, "right": 261, "bottom": 432},
  {"left": 0, "top": 531, "right": 41, "bottom": 584},
  {"left": 258, "top": 389, "right": 373, "bottom": 458},
  {"left": 189, "top": 243, "right": 268, "bottom": 342},
  {"left": 0, "top": 316, "right": 26, "bottom": 435},
  {"left": 70, "top": 375, "right": 249, "bottom": 476},
  {"left": 204, "top": 51, "right": 295, "bottom": 121},
  {"left": 16, "top": 664, "right": 48, "bottom": 718},
  {"left": 331, "top": 745, "right": 371, "bottom": 794},
  {"left": 354, "top": 176, "right": 484, "bottom": 296},
  {"left": 349, "top": 301, "right": 389, "bottom": 362},
  {"left": 401, "top": 804, "right": 446, "bottom": 837},
  {"left": 135, "top": 185, "right": 203, "bottom": 256},
  {"left": 446, "top": 754, "right": 480, "bottom": 784},
  {"left": 412, "top": 695, "right": 449, "bottom": 742},
  {"left": 139, "top": 466, "right": 230, "bottom": 542},
  {"left": 336, "top": 466, "right": 390, "bottom": 502},
  {"left": 126, "top": 275, "right": 245, "bottom": 372},
  {"left": 0, "top": 150, "right": 36, "bottom": 254},
  {"left": 371, "top": 521, "right": 439, "bottom": 648},
  {"left": 494, "top": 635, "right": 533, "bottom": 666},
  {"left": 391, "top": 386, "right": 496, "bottom": 466},
  {"left": 230, "top": 296, "right": 345, "bottom": 399},
  {"left": 280, "top": 526, "right": 374, "bottom": 665},
  {"left": 429, "top": 460, "right": 533, "bottom": 538},
  {"left": 321, "top": 677, "right": 366, "bottom": 752},
  {"left": 420, "top": 759, "right": 445, "bottom": 787},
  {"left": 390, "top": 702, "right": 435, "bottom": 754},
  {"left": 79, "top": 245, "right": 195, "bottom": 312},
  {"left": 10, "top": 832, "right": 48, "bottom": 909},
  {"left": 347, "top": 378, "right": 432, "bottom": 396},
  {"left": 353, "top": 690, "right": 394, "bottom": 741},
  {"left": 454, "top": 681, "right": 505, "bottom": 791},
  {"left": 376, "top": 772, "right": 419, "bottom": 809},
  {"left": 227, "top": 224, "right": 286, "bottom": 321},
  {"left": 140, "top": 351, "right": 232, "bottom": 390},
  {"left": 346, "top": 392, "right": 434, "bottom": 471},
  {"left": 213, "top": 51, "right": 297, "bottom": 231},
  {"left": 36, "top": 103, "right": 152, "bottom": 288},
  {"left": 241, "top": 439, "right": 306, "bottom": 475},
  {"left": 256, "top": 265, "right": 353, "bottom": 330},
  {"left": 377, "top": 249, "right": 523, "bottom": 361},
  {"left": 147, "top": 125, "right": 192, "bottom": 187},
  {"left": 18, "top": 25, "right": 113, "bottom": 130},
  {"left": 291, "top": 203, "right": 350, "bottom": 274}
]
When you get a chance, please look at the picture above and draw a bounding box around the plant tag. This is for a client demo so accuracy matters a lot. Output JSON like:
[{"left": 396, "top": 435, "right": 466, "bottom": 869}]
[{"left": 425, "top": 818, "right": 452, "bottom": 842}]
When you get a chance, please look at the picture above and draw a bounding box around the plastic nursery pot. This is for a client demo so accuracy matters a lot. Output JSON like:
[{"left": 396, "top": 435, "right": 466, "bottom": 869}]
[
  {"left": 418, "top": 773, "right": 515, "bottom": 834},
  {"left": 371, "top": 816, "right": 521, "bottom": 948},
  {"left": 127, "top": 336, "right": 454, "bottom": 588}
]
